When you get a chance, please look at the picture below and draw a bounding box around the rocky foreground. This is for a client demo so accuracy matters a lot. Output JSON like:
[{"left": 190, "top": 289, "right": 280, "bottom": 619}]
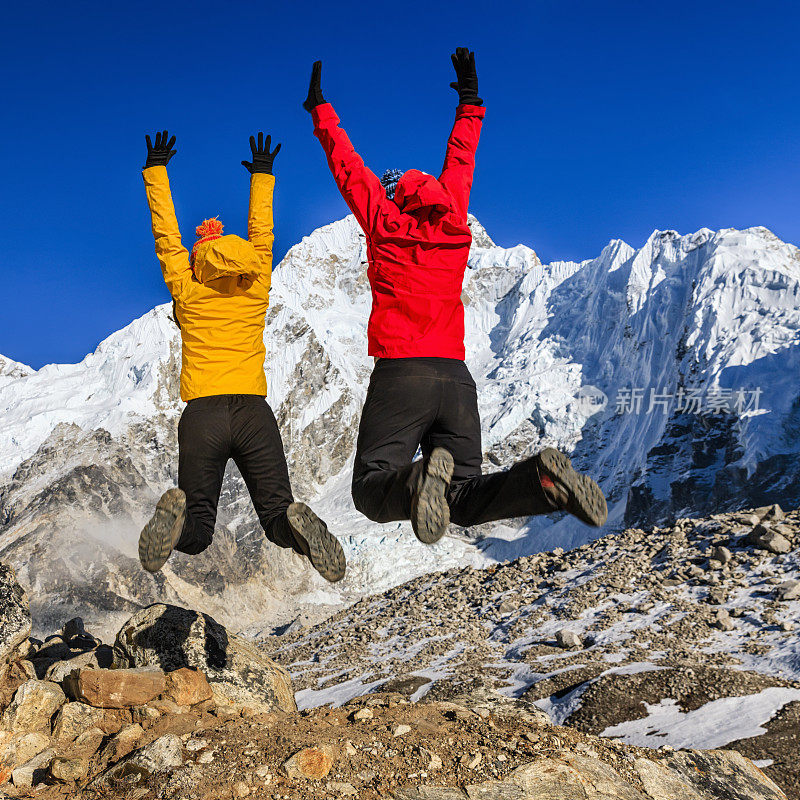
[
  {"left": 265, "top": 504, "right": 800, "bottom": 797},
  {"left": 1, "top": 503, "right": 798, "bottom": 799}
]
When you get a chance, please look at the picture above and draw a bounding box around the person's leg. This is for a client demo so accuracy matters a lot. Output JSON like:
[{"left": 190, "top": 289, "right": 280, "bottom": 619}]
[
  {"left": 230, "top": 395, "right": 345, "bottom": 582},
  {"left": 351, "top": 359, "right": 440, "bottom": 523},
  {"left": 139, "top": 396, "right": 231, "bottom": 572},
  {"left": 229, "top": 396, "right": 295, "bottom": 547},
  {"left": 425, "top": 366, "right": 556, "bottom": 527},
  {"left": 176, "top": 396, "right": 232, "bottom": 552}
]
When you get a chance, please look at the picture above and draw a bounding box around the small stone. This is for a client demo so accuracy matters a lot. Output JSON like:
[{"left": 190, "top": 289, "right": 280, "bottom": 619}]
[
  {"left": 344, "top": 740, "right": 358, "bottom": 756},
  {"left": 11, "top": 748, "right": 54, "bottom": 788},
  {"left": 67, "top": 667, "right": 166, "bottom": 708},
  {"left": 778, "top": 580, "right": 800, "bottom": 601},
  {"left": 127, "top": 733, "right": 184, "bottom": 772},
  {"left": 102, "top": 723, "right": 144, "bottom": 762},
  {"left": 132, "top": 705, "right": 163, "bottom": 726},
  {"left": 393, "top": 724, "right": 412, "bottom": 737},
  {"left": 49, "top": 755, "right": 89, "bottom": 783},
  {"left": 255, "top": 764, "right": 272, "bottom": 781},
  {"left": 74, "top": 727, "right": 106, "bottom": 754},
  {"left": 707, "top": 559, "right": 723, "bottom": 571},
  {"left": 352, "top": 707, "right": 374, "bottom": 721},
  {"left": 283, "top": 744, "right": 335, "bottom": 780},
  {"left": 556, "top": 629, "right": 583, "bottom": 649},
  {"left": 780, "top": 621, "right": 794, "bottom": 632},
  {"left": 233, "top": 781, "right": 250, "bottom": 797},
  {"left": 462, "top": 752, "right": 483, "bottom": 769},
  {"left": 2, "top": 680, "right": 66, "bottom": 733},
  {"left": 185, "top": 738, "right": 209, "bottom": 753},
  {"left": 712, "top": 545, "right": 733, "bottom": 564},
  {"left": 164, "top": 668, "right": 213, "bottom": 706},
  {"left": 748, "top": 525, "right": 792, "bottom": 555},
  {"left": 327, "top": 781, "right": 358, "bottom": 796},
  {"left": 52, "top": 701, "right": 104, "bottom": 741},
  {"left": 419, "top": 747, "right": 443, "bottom": 770},
  {"left": 714, "top": 609, "right": 735, "bottom": 631},
  {"left": 152, "top": 697, "right": 190, "bottom": 715},
  {"left": 198, "top": 749, "right": 215, "bottom": 763}
]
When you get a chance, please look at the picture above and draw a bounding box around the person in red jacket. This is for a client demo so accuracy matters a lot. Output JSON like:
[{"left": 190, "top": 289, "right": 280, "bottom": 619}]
[{"left": 304, "top": 49, "right": 608, "bottom": 543}]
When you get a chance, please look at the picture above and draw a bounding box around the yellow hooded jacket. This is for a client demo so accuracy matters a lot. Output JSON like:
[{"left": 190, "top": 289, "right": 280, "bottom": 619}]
[{"left": 143, "top": 165, "right": 274, "bottom": 401}]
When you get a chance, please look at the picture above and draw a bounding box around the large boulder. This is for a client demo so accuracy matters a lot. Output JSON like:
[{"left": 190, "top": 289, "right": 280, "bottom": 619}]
[
  {"left": 94, "top": 733, "right": 183, "bottom": 789},
  {"left": 0, "top": 563, "right": 31, "bottom": 679},
  {"left": 64, "top": 667, "right": 165, "bottom": 708},
  {"left": 659, "top": 749, "right": 787, "bottom": 800},
  {"left": 112, "top": 604, "right": 296, "bottom": 713}
]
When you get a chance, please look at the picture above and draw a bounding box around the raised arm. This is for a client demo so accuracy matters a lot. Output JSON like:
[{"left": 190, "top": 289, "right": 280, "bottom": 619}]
[
  {"left": 438, "top": 48, "right": 486, "bottom": 220},
  {"left": 242, "top": 131, "right": 281, "bottom": 284},
  {"left": 142, "top": 130, "right": 192, "bottom": 299},
  {"left": 303, "top": 61, "right": 388, "bottom": 232}
]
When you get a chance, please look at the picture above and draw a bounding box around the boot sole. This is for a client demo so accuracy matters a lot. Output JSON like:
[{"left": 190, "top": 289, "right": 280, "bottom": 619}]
[
  {"left": 538, "top": 448, "right": 608, "bottom": 527},
  {"left": 411, "top": 448, "right": 454, "bottom": 545},
  {"left": 139, "top": 488, "right": 187, "bottom": 572},
  {"left": 287, "top": 502, "right": 346, "bottom": 583}
]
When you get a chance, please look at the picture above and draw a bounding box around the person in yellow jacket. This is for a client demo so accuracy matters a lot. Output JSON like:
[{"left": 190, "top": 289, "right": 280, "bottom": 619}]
[{"left": 138, "top": 129, "right": 346, "bottom": 583}]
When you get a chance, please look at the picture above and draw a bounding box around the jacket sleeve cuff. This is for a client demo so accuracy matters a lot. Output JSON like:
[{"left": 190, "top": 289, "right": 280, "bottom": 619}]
[
  {"left": 142, "top": 165, "right": 169, "bottom": 184},
  {"left": 250, "top": 172, "right": 275, "bottom": 187},
  {"left": 311, "top": 102, "right": 339, "bottom": 127},
  {"left": 456, "top": 104, "right": 486, "bottom": 119}
]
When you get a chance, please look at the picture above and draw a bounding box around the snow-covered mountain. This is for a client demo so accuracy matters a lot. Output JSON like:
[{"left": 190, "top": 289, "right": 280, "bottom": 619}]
[{"left": 1, "top": 216, "right": 798, "bottom": 638}]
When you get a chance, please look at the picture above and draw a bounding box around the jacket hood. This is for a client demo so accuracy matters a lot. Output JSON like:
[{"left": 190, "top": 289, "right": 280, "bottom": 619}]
[
  {"left": 192, "top": 235, "right": 261, "bottom": 284},
  {"left": 393, "top": 169, "right": 452, "bottom": 214}
]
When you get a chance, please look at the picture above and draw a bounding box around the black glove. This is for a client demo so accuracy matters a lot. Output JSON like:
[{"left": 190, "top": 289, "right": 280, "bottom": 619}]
[
  {"left": 303, "top": 60, "right": 326, "bottom": 112},
  {"left": 144, "top": 130, "right": 177, "bottom": 168},
  {"left": 449, "top": 47, "right": 482, "bottom": 106},
  {"left": 242, "top": 132, "right": 282, "bottom": 175}
]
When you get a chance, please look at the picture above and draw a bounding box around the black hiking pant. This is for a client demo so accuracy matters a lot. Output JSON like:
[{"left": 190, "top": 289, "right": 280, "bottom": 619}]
[
  {"left": 351, "top": 357, "right": 553, "bottom": 527},
  {"left": 175, "top": 394, "right": 299, "bottom": 555}
]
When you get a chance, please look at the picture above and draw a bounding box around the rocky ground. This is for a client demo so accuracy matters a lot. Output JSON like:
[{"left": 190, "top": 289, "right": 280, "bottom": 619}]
[
  {"left": 264, "top": 504, "right": 800, "bottom": 797},
  {"left": 1, "top": 503, "right": 798, "bottom": 799}
]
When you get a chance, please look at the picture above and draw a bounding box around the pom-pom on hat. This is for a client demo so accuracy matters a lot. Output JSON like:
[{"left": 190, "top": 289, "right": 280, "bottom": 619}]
[{"left": 191, "top": 217, "right": 224, "bottom": 262}]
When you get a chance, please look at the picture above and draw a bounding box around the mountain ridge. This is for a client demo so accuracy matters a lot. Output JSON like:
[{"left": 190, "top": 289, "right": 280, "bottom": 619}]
[{"left": 0, "top": 216, "right": 798, "bottom": 641}]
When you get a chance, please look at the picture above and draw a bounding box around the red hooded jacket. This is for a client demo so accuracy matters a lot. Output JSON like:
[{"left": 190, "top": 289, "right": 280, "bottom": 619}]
[{"left": 312, "top": 102, "right": 485, "bottom": 360}]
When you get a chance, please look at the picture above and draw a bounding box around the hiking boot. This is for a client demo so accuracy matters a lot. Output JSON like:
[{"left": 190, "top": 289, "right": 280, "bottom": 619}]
[
  {"left": 138, "top": 488, "right": 187, "bottom": 572},
  {"left": 287, "top": 502, "right": 346, "bottom": 583},
  {"left": 411, "top": 447, "right": 454, "bottom": 545},
  {"left": 535, "top": 447, "right": 607, "bottom": 527}
]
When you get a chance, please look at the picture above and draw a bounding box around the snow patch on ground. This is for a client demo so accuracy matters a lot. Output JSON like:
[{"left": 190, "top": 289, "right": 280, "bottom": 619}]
[{"left": 600, "top": 687, "right": 800, "bottom": 749}]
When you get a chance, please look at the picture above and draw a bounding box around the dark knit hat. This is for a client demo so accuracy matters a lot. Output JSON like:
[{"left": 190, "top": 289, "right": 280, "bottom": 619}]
[{"left": 379, "top": 168, "right": 404, "bottom": 200}]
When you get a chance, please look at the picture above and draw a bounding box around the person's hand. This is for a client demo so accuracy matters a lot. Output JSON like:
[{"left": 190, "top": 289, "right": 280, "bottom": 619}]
[
  {"left": 303, "top": 60, "right": 326, "bottom": 112},
  {"left": 144, "top": 130, "right": 177, "bottom": 168},
  {"left": 242, "top": 132, "right": 282, "bottom": 175},
  {"left": 449, "top": 47, "right": 482, "bottom": 106}
]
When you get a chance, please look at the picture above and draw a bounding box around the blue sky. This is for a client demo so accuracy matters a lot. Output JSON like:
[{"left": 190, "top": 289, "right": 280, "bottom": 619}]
[{"left": 2, "top": 0, "right": 798, "bottom": 368}]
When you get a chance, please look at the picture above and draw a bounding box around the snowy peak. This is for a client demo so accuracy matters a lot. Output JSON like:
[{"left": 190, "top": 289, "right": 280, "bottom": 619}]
[
  {"left": 0, "top": 216, "right": 799, "bottom": 638},
  {"left": 0, "top": 355, "right": 33, "bottom": 389}
]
